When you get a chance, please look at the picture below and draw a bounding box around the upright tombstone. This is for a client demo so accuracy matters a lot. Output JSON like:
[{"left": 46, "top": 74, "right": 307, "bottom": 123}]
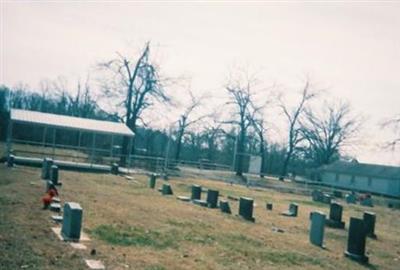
[
  {"left": 333, "top": 190, "right": 343, "bottom": 198},
  {"left": 326, "top": 202, "right": 345, "bottom": 229},
  {"left": 282, "top": 203, "right": 298, "bottom": 217},
  {"left": 310, "top": 211, "right": 326, "bottom": 247},
  {"left": 111, "top": 163, "right": 119, "bottom": 175},
  {"left": 50, "top": 165, "right": 59, "bottom": 185},
  {"left": 266, "top": 203, "right": 273, "bottom": 210},
  {"left": 206, "top": 189, "right": 219, "bottom": 208},
  {"left": 322, "top": 194, "right": 332, "bottom": 204},
  {"left": 41, "top": 158, "right": 53, "bottom": 180},
  {"left": 162, "top": 183, "right": 173, "bottom": 195},
  {"left": 7, "top": 154, "right": 15, "bottom": 167},
  {"left": 345, "top": 193, "right": 357, "bottom": 204},
  {"left": 191, "top": 185, "right": 202, "bottom": 200},
  {"left": 219, "top": 200, "right": 232, "bottom": 214},
  {"left": 345, "top": 217, "right": 369, "bottom": 264},
  {"left": 238, "top": 197, "right": 255, "bottom": 222},
  {"left": 312, "top": 190, "right": 323, "bottom": 202},
  {"left": 360, "top": 197, "right": 373, "bottom": 207},
  {"left": 148, "top": 174, "right": 157, "bottom": 189},
  {"left": 61, "top": 202, "right": 83, "bottom": 241},
  {"left": 363, "top": 212, "right": 377, "bottom": 239}
]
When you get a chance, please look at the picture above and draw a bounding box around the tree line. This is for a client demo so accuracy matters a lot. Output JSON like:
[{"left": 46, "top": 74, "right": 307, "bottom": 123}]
[{"left": 1, "top": 42, "right": 398, "bottom": 179}]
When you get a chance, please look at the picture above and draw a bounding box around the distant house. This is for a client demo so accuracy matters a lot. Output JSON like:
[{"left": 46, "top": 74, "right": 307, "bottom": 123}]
[{"left": 319, "top": 160, "right": 400, "bottom": 198}]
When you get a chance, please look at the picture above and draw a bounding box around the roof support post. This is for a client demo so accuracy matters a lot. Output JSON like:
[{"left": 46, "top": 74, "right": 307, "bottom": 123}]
[
  {"left": 52, "top": 128, "right": 56, "bottom": 159},
  {"left": 127, "top": 136, "right": 133, "bottom": 168},
  {"left": 110, "top": 135, "right": 114, "bottom": 158},
  {"left": 6, "top": 119, "right": 13, "bottom": 156},
  {"left": 90, "top": 133, "right": 96, "bottom": 164},
  {"left": 42, "top": 126, "right": 47, "bottom": 152}
]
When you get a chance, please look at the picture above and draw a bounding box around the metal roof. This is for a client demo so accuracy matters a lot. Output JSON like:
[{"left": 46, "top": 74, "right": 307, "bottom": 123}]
[
  {"left": 10, "top": 109, "right": 134, "bottom": 137},
  {"left": 322, "top": 160, "right": 400, "bottom": 180}
]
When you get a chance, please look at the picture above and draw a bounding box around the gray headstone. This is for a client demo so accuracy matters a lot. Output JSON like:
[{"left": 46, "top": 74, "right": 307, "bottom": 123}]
[
  {"left": 50, "top": 165, "right": 59, "bottom": 185},
  {"left": 61, "top": 202, "right": 83, "bottom": 241},
  {"left": 7, "top": 154, "right": 15, "bottom": 167},
  {"left": 360, "top": 197, "right": 373, "bottom": 207},
  {"left": 148, "top": 174, "right": 156, "bottom": 189},
  {"left": 326, "top": 202, "right": 345, "bottom": 229},
  {"left": 239, "top": 197, "right": 255, "bottom": 222},
  {"left": 50, "top": 203, "right": 61, "bottom": 212},
  {"left": 191, "top": 185, "right": 202, "bottom": 200},
  {"left": 206, "top": 189, "right": 219, "bottom": 208},
  {"left": 322, "top": 194, "right": 332, "bottom": 204},
  {"left": 333, "top": 190, "right": 343, "bottom": 198},
  {"left": 311, "top": 190, "right": 323, "bottom": 202},
  {"left": 345, "top": 194, "right": 357, "bottom": 204},
  {"left": 162, "top": 183, "right": 173, "bottom": 195},
  {"left": 111, "top": 163, "right": 119, "bottom": 175},
  {"left": 266, "top": 203, "right": 273, "bottom": 210},
  {"left": 282, "top": 203, "right": 298, "bottom": 217},
  {"left": 363, "top": 211, "right": 377, "bottom": 239},
  {"left": 219, "top": 200, "right": 232, "bottom": 214},
  {"left": 344, "top": 217, "right": 369, "bottom": 264},
  {"left": 41, "top": 158, "right": 53, "bottom": 180},
  {"left": 310, "top": 211, "right": 326, "bottom": 247}
]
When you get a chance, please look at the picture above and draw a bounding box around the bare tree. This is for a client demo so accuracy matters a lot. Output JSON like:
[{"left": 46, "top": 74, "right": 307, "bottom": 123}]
[
  {"left": 299, "top": 102, "right": 360, "bottom": 167},
  {"left": 174, "top": 90, "right": 206, "bottom": 161},
  {"left": 201, "top": 114, "right": 224, "bottom": 162},
  {"left": 251, "top": 117, "right": 268, "bottom": 177},
  {"left": 279, "top": 81, "right": 317, "bottom": 180},
  {"left": 225, "top": 74, "right": 264, "bottom": 176},
  {"left": 98, "top": 42, "right": 170, "bottom": 165},
  {"left": 381, "top": 114, "right": 400, "bottom": 149}
]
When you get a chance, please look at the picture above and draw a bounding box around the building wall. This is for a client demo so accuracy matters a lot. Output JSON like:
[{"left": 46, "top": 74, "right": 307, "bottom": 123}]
[{"left": 320, "top": 171, "right": 400, "bottom": 197}]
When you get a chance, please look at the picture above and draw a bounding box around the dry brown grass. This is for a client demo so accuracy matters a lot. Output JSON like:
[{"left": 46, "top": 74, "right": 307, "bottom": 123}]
[{"left": 1, "top": 164, "right": 400, "bottom": 270}]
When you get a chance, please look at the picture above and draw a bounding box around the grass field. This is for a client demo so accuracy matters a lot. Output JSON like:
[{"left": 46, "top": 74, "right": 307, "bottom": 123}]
[{"left": 1, "top": 164, "right": 400, "bottom": 270}]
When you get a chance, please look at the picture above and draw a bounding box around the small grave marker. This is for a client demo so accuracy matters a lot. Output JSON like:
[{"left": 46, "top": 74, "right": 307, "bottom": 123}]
[
  {"left": 326, "top": 202, "right": 345, "bottom": 229},
  {"left": 363, "top": 211, "right": 377, "bottom": 239},
  {"left": 333, "top": 190, "right": 343, "bottom": 198},
  {"left": 266, "top": 203, "right": 273, "bottom": 210},
  {"left": 50, "top": 203, "right": 61, "bottom": 212},
  {"left": 282, "top": 203, "right": 298, "bottom": 217},
  {"left": 345, "top": 193, "right": 357, "bottom": 204},
  {"left": 206, "top": 189, "right": 219, "bottom": 208},
  {"left": 177, "top": 196, "right": 191, "bottom": 202},
  {"left": 50, "top": 165, "right": 59, "bottom": 185},
  {"left": 311, "top": 190, "right": 323, "bottom": 202},
  {"left": 322, "top": 194, "right": 332, "bottom": 204},
  {"left": 149, "top": 174, "right": 157, "bottom": 189},
  {"left": 191, "top": 185, "right": 202, "bottom": 200},
  {"left": 219, "top": 200, "right": 231, "bottom": 214},
  {"left": 310, "top": 211, "right": 326, "bottom": 247},
  {"left": 360, "top": 197, "right": 373, "bottom": 207},
  {"left": 193, "top": 199, "right": 208, "bottom": 207},
  {"left": 41, "top": 158, "right": 53, "bottom": 180},
  {"left": 162, "top": 183, "right": 173, "bottom": 195},
  {"left": 61, "top": 202, "right": 83, "bottom": 241},
  {"left": 344, "top": 217, "right": 369, "bottom": 264},
  {"left": 7, "top": 154, "right": 15, "bottom": 167},
  {"left": 239, "top": 197, "right": 255, "bottom": 222}
]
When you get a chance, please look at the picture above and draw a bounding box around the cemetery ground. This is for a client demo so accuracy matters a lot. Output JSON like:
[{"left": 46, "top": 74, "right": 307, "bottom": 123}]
[{"left": 1, "top": 165, "right": 400, "bottom": 270}]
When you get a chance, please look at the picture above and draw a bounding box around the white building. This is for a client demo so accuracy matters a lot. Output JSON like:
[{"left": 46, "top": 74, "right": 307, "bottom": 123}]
[{"left": 319, "top": 160, "right": 400, "bottom": 198}]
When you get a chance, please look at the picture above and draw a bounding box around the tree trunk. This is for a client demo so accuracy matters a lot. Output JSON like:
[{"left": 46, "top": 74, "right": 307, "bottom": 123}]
[
  {"left": 280, "top": 149, "right": 292, "bottom": 181},
  {"left": 235, "top": 127, "right": 245, "bottom": 176},
  {"left": 175, "top": 129, "right": 184, "bottom": 161}
]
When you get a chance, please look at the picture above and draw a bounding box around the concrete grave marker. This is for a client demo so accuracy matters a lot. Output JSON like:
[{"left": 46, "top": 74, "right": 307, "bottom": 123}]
[
  {"left": 193, "top": 199, "right": 208, "bottom": 207},
  {"left": 61, "top": 202, "right": 83, "bottom": 241},
  {"left": 310, "top": 211, "right": 326, "bottom": 247},
  {"left": 85, "top": 259, "right": 105, "bottom": 270},
  {"left": 7, "top": 154, "right": 15, "bottom": 167},
  {"left": 345, "top": 217, "right": 369, "bottom": 264},
  {"left": 50, "top": 203, "right": 61, "bottom": 212},
  {"left": 50, "top": 165, "right": 59, "bottom": 185},
  {"left": 52, "top": 197, "right": 61, "bottom": 203},
  {"left": 162, "top": 183, "right": 173, "bottom": 195},
  {"left": 326, "top": 202, "right": 345, "bottom": 229},
  {"left": 219, "top": 200, "right": 232, "bottom": 214},
  {"left": 191, "top": 185, "right": 202, "bottom": 200},
  {"left": 41, "top": 158, "right": 53, "bottom": 180},
  {"left": 266, "top": 203, "right": 273, "bottom": 210},
  {"left": 111, "top": 163, "right": 119, "bottom": 175},
  {"left": 345, "top": 193, "right": 357, "bottom": 204},
  {"left": 282, "top": 203, "right": 298, "bottom": 217},
  {"left": 149, "top": 174, "right": 157, "bottom": 189},
  {"left": 177, "top": 196, "right": 191, "bottom": 202},
  {"left": 239, "top": 197, "right": 255, "bottom": 222},
  {"left": 206, "top": 189, "right": 219, "bottom": 208},
  {"left": 51, "top": 215, "right": 63, "bottom": 223},
  {"left": 363, "top": 211, "right": 377, "bottom": 239}
]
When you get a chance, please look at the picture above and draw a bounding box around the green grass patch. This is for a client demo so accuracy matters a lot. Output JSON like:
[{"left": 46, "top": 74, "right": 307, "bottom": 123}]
[{"left": 91, "top": 225, "right": 177, "bottom": 249}]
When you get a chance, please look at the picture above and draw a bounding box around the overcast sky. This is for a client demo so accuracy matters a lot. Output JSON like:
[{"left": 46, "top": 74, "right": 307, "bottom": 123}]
[{"left": 1, "top": 1, "right": 399, "bottom": 165}]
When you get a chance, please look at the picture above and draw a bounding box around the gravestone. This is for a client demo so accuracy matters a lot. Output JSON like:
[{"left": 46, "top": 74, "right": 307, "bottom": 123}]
[
  {"left": 333, "top": 190, "right": 343, "bottom": 198},
  {"left": 50, "top": 165, "right": 59, "bottom": 185},
  {"left": 345, "top": 194, "right": 357, "bottom": 204},
  {"left": 239, "top": 197, "right": 255, "bottom": 222},
  {"left": 193, "top": 199, "right": 208, "bottom": 207},
  {"left": 206, "top": 189, "right": 219, "bottom": 208},
  {"left": 344, "top": 217, "right": 369, "bottom": 264},
  {"left": 360, "top": 197, "right": 373, "bottom": 207},
  {"left": 326, "top": 202, "right": 345, "bottom": 229},
  {"left": 148, "top": 174, "right": 157, "bottom": 189},
  {"left": 282, "top": 203, "right": 298, "bottom": 217},
  {"left": 191, "top": 185, "right": 202, "bottom": 200},
  {"left": 220, "top": 200, "right": 232, "bottom": 214},
  {"left": 7, "top": 154, "right": 15, "bottom": 167},
  {"left": 310, "top": 211, "right": 326, "bottom": 247},
  {"left": 311, "top": 190, "right": 323, "bottom": 202},
  {"left": 322, "top": 194, "right": 332, "bottom": 204},
  {"left": 162, "top": 183, "right": 173, "bottom": 195},
  {"left": 177, "top": 196, "right": 191, "bottom": 202},
  {"left": 363, "top": 212, "right": 377, "bottom": 239},
  {"left": 61, "top": 202, "right": 83, "bottom": 241},
  {"left": 111, "top": 163, "right": 119, "bottom": 175},
  {"left": 50, "top": 203, "right": 61, "bottom": 212},
  {"left": 41, "top": 158, "right": 53, "bottom": 180},
  {"left": 266, "top": 203, "right": 273, "bottom": 210},
  {"left": 46, "top": 180, "right": 55, "bottom": 192}
]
